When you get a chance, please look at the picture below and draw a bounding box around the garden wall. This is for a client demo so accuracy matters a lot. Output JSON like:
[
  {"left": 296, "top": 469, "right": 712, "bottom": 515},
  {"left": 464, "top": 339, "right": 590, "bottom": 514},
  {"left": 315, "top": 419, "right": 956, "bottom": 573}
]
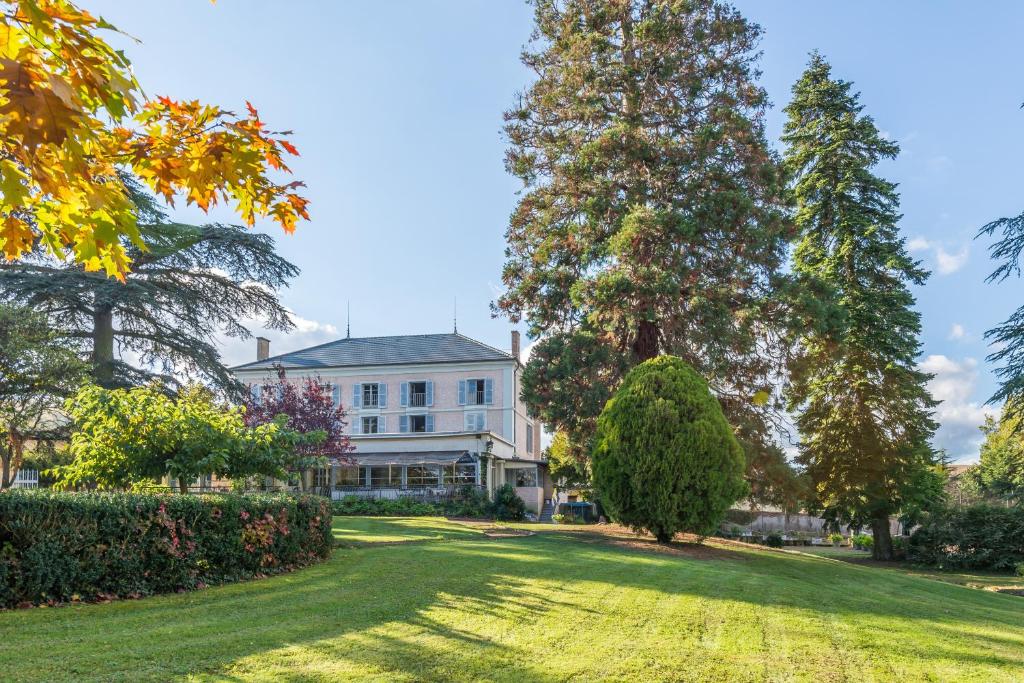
[{"left": 0, "top": 490, "right": 332, "bottom": 608}]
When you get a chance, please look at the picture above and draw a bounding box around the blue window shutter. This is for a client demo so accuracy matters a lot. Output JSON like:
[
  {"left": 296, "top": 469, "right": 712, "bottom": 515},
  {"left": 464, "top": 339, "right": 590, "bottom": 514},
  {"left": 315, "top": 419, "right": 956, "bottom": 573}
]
[
  {"left": 379, "top": 382, "right": 388, "bottom": 408},
  {"left": 379, "top": 415, "right": 386, "bottom": 433},
  {"left": 399, "top": 415, "right": 409, "bottom": 433},
  {"left": 484, "top": 379, "right": 494, "bottom": 405},
  {"left": 479, "top": 412, "right": 486, "bottom": 431},
  {"left": 426, "top": 414, "right": 435, "bottom": 433},
  {"left": 426, "top": 381, "right": 434, "bottom": 406},
  {"left": 400, "top": 382, "right": 408, "bottom": 407},
  {"left": 249, "top": 384, "right": 260, "bottom": 404},
  {"left": 353, "top": 384, "right": 361, "bottom": 408},
  {"left": 332, "top": 384, "right": 341, "bottom": 408},
  {"left": 458, "top": 380, "right": 466, "bottom": 405},
  {"left": 276, "top": 385, "right": 284, "bottom": 401},
  {"left": 352, "top": 417, "right": 360, "bottom": 435}
]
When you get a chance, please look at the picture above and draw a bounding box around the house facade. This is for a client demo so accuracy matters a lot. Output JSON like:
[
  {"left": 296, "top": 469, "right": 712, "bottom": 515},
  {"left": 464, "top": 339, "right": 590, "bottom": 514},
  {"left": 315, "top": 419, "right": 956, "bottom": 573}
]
[{"left": 232, "top": 331, "right": 551, "bottom": 514}]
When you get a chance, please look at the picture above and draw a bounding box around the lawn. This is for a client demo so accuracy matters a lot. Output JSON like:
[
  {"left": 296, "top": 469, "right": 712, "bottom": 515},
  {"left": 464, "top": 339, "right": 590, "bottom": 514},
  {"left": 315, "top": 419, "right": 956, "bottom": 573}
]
[{"left": 0, "top": 517, "right": 1022, "bottom": 682}]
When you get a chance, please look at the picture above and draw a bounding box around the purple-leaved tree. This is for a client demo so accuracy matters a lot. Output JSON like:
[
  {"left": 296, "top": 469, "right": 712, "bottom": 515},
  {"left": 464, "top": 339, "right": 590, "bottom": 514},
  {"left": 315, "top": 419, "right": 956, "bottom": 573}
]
[{"left": 244, "top": 366, "right": 354, "bottom": 489}]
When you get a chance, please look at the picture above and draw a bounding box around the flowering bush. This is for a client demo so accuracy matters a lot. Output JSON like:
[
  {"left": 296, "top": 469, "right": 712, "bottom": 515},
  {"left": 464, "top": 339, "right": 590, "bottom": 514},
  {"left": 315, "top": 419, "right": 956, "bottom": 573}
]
[{"left": 0, "top": 490, "right": 332, "bottom": 608}]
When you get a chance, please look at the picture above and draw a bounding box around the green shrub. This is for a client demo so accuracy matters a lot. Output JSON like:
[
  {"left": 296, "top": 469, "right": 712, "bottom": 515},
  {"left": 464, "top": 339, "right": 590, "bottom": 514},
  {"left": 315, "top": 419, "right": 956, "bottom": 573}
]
[
  {"left": 331, "top": 496, "right": 441, "bottom": 517},
  {"left": 766, "top": 533, "right": 783, "bottom": 548},
  {"left": 852, "top": 534, "right": 873, "bottom": 550},
  {"left": 0, "top": 490, "right": 332, "bottom": 608},
  {"left": 1016, "top": 562, "right": 1024, "bottom": 578},
  {"left": 551, "top": 513, "right": 566, "bottom": 524},
  {"left": 491, "top": 484, "right": 527, "bottom": 521},
  {"left": 445, "top": 486, "right": 493, "bottom": 518},
  {"left": 331, "top": 487, "right": 506, "bottom": 520},
  {"left": 828, "top": 533, "right": 844, "bottom": 545},
  {"left": 908, "top": 504, "right": 1024, "bottom": 571},
  {"left": 591, "top": 356, "right": 747, "bottom": 543}
]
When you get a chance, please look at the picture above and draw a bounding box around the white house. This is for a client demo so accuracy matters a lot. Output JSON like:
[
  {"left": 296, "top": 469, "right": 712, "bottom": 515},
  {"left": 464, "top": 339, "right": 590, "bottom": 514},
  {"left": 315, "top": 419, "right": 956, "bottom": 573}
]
[{"left": 232, "top": 330, "right": 551, "bottom": 515}]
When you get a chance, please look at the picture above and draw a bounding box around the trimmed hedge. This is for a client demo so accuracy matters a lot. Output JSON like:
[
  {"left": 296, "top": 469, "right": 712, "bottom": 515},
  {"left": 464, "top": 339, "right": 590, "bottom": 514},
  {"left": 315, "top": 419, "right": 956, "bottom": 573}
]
[
  {"left": 908, "top": 504, "right": 1024, "bottom": 571},
  {"left": 0, "top": 490, "right": 332, "bottom": 608},
  {"left": 331, "top": 486, "right": 524, "bottom": 520}
]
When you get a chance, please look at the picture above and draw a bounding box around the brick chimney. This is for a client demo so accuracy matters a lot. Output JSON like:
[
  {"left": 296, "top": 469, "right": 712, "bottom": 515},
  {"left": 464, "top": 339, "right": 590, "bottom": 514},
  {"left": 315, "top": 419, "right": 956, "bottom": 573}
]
[
  {"left": 511, "top": 330, "right": 521, "bottom": 361},
  {"left": 256, "top": 337, "right": 270, "bottom": 361}
]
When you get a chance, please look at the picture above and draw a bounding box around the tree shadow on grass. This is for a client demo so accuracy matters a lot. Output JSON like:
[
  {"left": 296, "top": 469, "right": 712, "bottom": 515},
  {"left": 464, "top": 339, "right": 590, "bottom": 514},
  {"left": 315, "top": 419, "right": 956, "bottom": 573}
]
[{"left": 1, "top": 526, "right": 1023, "bottom": 681}]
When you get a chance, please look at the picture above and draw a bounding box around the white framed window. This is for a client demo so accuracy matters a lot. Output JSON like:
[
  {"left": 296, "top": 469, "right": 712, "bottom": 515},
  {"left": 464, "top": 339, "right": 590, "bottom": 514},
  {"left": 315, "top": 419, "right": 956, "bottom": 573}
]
[
  {"left": 464, "top": 411, "right": 486, "bottom": 432},
  {"left": 408, "top": 381, "right": 432, "bottom": 407},
  {"left": 407, "top": 465, "right": 441, "bottom": 488},
  {"left": 459, "top": 378, "right": 493, "bottom": 406},
  {"left": 361, "top": 416, "right": 380, "bottom": 434},
  {"left": 400, "top": 414, "right": 434, "bottom": 433},
  {"left": 353, "top": 382, "right": 387, "bottom": 408},
  {"left": 333, "top": 465, "right": 361, "bottom": 488},
  {"left": 513, "top": 466, "right": 538, "bottom": 487},
  {"left": 443, "top": 463, "right": 477, "bottom": 486}
]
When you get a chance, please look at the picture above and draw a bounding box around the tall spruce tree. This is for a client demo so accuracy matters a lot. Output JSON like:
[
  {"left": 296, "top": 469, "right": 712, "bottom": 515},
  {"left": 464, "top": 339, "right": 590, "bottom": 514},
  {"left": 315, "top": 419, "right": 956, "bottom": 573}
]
[
  {"left": 497, "top": 0, "right": 797, "bottom": 503},
  {"left": 978, "top": 170, "right": 1024, "bottom": 421},
  {"left": 782, "top": 54, "right": 939, "bottom": 560},
  {"left": 0, "top": 178, "right": 298, "bottom": 395}
]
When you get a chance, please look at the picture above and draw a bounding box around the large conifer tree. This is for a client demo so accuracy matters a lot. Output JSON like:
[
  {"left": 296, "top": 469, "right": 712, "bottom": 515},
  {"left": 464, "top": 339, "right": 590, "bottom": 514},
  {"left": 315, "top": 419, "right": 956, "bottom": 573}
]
[
  {"left": 497, "top": 0, "right": 796, "bottom": 498},
  {"left": 782, "top": 54, "right": 939, "bottom": 560},
  {"left": 0, "top": 179, "right": 297, "bottom": 395}
]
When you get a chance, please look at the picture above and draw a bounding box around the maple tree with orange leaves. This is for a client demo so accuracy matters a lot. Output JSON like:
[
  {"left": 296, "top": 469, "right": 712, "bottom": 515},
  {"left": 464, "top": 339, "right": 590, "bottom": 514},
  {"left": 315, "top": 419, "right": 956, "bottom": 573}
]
[{"left": 0, "top": 0, "right": 309, "bottom": 279}]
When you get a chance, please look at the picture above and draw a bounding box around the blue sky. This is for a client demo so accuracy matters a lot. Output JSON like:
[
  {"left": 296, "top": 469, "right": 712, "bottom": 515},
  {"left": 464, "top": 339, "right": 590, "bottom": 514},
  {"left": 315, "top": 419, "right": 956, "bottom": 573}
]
[{"left": 88, "top": 1, "right": 1024, "bottom": 462}]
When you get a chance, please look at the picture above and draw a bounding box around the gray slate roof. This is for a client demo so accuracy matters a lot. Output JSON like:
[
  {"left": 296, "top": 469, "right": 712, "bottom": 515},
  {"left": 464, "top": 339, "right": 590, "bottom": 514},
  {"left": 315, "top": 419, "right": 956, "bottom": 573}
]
[{"left": 232, "top": 333, "right": 512, "bottom": 371}]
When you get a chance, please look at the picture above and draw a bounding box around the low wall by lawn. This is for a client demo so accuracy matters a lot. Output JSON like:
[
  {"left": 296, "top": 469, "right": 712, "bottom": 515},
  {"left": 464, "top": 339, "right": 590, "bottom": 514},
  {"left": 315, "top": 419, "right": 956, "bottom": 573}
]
[{"left": 0, "top": 490, "right": 333, "bottom": 608}]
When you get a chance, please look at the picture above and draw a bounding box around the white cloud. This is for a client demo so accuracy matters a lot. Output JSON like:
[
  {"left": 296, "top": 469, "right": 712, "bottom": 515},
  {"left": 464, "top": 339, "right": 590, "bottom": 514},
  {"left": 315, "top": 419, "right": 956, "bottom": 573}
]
[
  {"left": 919, "top": 355, "right": 995, "bottom": 462},
  {"left": 949, "top": 323, "right": 966, "bottom": 340},
  {"left": 217, "top": 311, "right": 340, "bottom": 368},
  {"left": 935, "top": 244, "right": 969, "bottom": 275},
  {"left": 908, "top": 236, "right": 931, "bottom": 252},
  {"left": 906, "top": 237, "right": 969, "bottom": 275}
]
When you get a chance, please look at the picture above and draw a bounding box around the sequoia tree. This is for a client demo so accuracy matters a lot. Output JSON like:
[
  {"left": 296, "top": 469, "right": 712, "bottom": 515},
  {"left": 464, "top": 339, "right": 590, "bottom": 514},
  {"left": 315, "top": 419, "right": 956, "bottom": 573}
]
[
  {"left": 782, "top": 54, "right": 939, "bottom": 560},
  {"left": 497, "top": 0, "right": 796, "bottom": 499},
  {"left": 0, "top": 178, "right": 298, "bottom": 394},
  {"left": 0, "top": 1, "right": 308, "bottom": 278}
]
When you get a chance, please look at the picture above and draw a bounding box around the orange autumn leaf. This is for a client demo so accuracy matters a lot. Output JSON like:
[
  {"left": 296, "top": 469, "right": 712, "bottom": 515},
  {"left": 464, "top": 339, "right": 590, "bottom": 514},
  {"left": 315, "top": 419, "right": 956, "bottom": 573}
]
[{"left": 0, "top": 0, "right": 309, "bottom": 279}]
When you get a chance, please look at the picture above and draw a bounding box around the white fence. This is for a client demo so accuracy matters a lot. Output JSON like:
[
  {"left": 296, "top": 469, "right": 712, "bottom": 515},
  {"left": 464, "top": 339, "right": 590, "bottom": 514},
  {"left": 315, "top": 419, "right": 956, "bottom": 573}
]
[{"left": 12, "top": 469, "right": 39, "bottom": 488}]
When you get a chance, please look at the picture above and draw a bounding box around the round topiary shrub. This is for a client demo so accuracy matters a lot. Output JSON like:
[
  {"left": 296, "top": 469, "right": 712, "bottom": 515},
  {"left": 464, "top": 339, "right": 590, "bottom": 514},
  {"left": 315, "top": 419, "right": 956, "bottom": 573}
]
[{"left": 591, "top": 355, "right": 747, "bottom": 543}]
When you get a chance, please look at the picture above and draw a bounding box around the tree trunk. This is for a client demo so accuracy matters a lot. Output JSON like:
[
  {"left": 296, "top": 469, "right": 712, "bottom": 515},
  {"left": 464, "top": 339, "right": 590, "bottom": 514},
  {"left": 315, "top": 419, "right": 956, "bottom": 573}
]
[
  {"left": 4, "top": 432, "right": 23, "bottom": 489},
  {"left": 871, "top": 513, "right": 894, "bottom": 561},
  {"left": 178, "top": 478, "right": 189, "bottom": 494},
  {"left": 632, "top": 319, "right": 660, "bottom": 361},
  {"left": 93, "top": 304, "right": 116, "bottom": 388}
]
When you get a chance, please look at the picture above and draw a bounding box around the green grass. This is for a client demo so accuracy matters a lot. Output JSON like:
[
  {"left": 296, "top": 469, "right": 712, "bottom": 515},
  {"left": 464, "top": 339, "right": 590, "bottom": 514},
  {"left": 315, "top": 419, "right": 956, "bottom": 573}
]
[
  {"left": 1, "top": 517, "right": 1023, "bottom": 682},
  {"left": 330, "top": 516, "right": 484, "bottom": 545}
]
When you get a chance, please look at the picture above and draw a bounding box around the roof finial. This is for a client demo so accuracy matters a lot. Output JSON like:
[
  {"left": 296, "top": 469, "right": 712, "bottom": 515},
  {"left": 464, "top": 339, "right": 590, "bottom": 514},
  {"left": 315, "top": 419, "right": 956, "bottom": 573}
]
[
  {"left": 453, "top": 296, "right": 458, "bottom": 334},
  {"left": 346, "top": 301, "right": 351, "bottom": 339}
]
